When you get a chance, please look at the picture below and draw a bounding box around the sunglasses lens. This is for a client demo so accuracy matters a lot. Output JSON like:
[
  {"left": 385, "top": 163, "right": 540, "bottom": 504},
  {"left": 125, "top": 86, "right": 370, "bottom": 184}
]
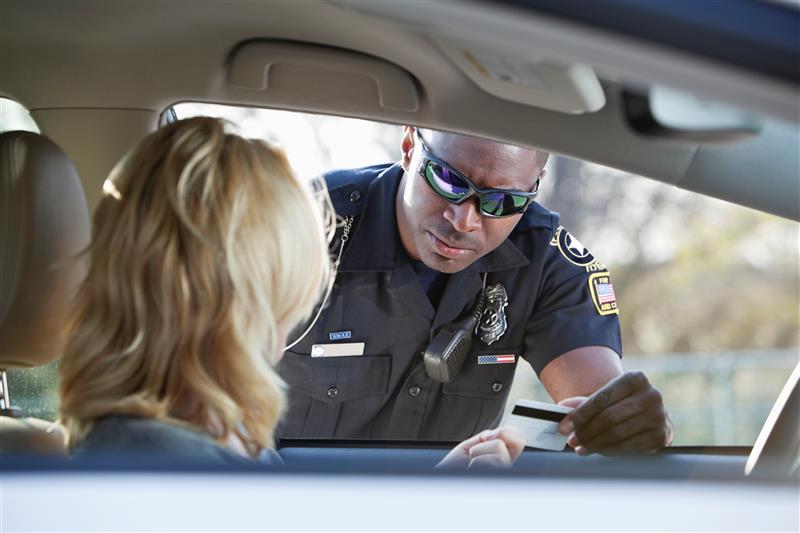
[
  {"left": 481, "top": 192, "right": 528, "bottom": 216},
  {"left": 425, "top": 162, "right": 469, "bottom": 201}
]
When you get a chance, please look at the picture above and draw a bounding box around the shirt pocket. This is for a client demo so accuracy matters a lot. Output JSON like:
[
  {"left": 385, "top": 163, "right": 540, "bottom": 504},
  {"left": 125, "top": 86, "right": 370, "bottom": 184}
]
[
  {"left": 276, "top": 352, "right": 391, "bottom": 439},
  {"left": 442, "top": 347, "right": 520, "bottom": 398},
  {"left": 438, "top": 347, "right": 520, "bottom": 437}
]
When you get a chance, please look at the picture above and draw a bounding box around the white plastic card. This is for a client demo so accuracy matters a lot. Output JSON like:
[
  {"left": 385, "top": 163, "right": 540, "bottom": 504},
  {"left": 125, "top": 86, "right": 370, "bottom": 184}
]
[{"left": 506, "top": 399, "right": 573, "bottom": 451}]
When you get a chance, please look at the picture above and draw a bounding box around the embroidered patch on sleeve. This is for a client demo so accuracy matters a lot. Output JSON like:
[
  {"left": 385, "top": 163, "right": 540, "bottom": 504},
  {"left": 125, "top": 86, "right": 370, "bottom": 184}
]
[
  {"left": 588, "top": 273, "right": 619, "bottom": 316},
  {"left": 549, "top": 226, "right": 597, "bottom": 269}
]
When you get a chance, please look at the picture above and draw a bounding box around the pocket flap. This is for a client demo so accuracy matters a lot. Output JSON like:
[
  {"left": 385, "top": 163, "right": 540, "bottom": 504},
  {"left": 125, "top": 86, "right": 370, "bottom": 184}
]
[
  {"left": 442, "top": 348, "right": 519, "bottom": 399},
  {"left": 277, "top": 352, "right": 391, "bottom": 404}
]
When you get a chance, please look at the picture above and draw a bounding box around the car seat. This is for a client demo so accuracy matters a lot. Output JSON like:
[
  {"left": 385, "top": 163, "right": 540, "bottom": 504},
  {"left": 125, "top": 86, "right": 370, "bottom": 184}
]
[{"left": 0, "top": 131, "right": 90, "bottom": 455}]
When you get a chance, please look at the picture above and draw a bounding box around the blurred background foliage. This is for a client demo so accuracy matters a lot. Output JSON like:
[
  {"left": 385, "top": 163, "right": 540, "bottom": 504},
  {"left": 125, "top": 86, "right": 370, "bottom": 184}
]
[
  {"left": 4, "top": 101, "right": 798, "bottom": 446},
  {"left": 511, "top": 157, "right": 799, "bottom": 445},
  {"left": 541, "top": 158, "right": 799, "bottom": 356}
]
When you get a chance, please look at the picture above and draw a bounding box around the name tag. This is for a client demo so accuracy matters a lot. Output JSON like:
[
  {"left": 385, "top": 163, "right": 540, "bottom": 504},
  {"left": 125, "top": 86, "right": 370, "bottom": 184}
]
[
  {"left": 506, "top": 399, "right": 572, "bottom": 451},
  {"left": 310, "top": 342, "right": 365, "bottom": 358}
]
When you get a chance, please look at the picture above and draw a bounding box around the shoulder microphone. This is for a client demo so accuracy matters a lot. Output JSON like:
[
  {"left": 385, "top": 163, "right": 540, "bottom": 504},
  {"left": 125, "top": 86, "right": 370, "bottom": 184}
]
[{"left": 423, "top": 281, "right": 486, "bottom": 383}]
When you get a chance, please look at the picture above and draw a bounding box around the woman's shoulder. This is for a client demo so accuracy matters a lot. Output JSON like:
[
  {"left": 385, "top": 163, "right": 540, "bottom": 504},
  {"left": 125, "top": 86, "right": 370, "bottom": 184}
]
[{"left": 72, "top": 415, "right": 259, "bottom": 466}]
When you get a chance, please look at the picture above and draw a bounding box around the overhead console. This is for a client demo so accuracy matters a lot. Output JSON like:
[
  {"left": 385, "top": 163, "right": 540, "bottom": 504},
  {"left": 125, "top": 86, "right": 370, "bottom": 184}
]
[{"left": 433, "top": 37, "right": 605, "bottom": 114}]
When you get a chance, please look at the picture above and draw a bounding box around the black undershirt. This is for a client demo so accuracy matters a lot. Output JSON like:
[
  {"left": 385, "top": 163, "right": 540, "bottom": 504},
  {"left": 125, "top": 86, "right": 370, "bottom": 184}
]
[{"left": 409, "top": 260, "right": 449, "bottom": 308}]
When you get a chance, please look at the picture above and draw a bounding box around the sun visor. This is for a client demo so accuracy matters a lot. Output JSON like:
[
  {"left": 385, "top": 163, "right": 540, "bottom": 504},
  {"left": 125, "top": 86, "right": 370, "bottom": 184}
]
[
  {"left": 227, "top": 41, "right": 420, "bottom": 113},
  {"left": 433, "top": 37, "right": 605, "bottom": 114},
  {"left": 624, "top": 87, "right": 762, "bottom": 142}
]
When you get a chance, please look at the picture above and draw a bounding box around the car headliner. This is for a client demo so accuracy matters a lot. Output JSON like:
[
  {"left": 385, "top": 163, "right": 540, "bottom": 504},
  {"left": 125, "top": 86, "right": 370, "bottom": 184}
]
[{"left": 0, "top": 0, "right": 798, "bottom": 219}]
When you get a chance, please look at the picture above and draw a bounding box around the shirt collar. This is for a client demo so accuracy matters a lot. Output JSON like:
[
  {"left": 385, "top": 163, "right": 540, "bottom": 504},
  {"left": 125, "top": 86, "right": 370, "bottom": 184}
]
[
  {"left": 338, "top": 163, "right": 530, "bottom": 273},
  {"left": 338, "top": 164, "right": 403, "bottom": 272}
]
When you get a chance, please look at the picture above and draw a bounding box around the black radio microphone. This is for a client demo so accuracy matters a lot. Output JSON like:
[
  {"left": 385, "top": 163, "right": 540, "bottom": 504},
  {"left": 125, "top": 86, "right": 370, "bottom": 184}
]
[{"left": 423, "top": 286, "right": 486, "bottom": 383}]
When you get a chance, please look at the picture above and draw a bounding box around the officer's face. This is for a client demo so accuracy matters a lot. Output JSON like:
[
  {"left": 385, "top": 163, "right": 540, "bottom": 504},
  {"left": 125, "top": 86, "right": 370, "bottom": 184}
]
[{"left": 397, "top": 127, "right": 547, "bottom": 273}]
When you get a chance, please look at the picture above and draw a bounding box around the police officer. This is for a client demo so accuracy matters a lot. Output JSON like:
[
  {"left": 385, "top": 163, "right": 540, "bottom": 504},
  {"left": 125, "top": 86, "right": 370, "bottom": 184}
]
[{"left": 277, "top": 127, "right": 673, "bottom": 455}]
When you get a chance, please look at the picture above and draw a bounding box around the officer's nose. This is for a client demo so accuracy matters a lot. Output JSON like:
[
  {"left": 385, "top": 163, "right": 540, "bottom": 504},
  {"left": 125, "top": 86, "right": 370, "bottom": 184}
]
[{"left": 443, "top": 199, "right": 482, "bottom": 233}]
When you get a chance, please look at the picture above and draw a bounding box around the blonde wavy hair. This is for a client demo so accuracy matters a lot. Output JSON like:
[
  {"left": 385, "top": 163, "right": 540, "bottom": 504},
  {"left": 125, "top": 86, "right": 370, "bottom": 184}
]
[{"left": 59, "top": 117, "right": 334, "bottom": 455}]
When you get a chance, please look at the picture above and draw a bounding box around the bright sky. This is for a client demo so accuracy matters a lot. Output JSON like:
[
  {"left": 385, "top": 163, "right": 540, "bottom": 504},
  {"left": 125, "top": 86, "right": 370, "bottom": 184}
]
[
  {"left": 175, "top": 103, "right": 402, "bottom": 181},
  {"left": 169, "top": 102, "right": 800, "bottom": 271}
]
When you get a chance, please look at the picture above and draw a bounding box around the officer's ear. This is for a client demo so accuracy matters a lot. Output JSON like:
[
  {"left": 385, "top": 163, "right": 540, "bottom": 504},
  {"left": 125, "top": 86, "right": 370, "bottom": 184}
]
[
  {"left": 400, "top": 126, "right": 416, "bottom": 172},
  {"left": 536, "top": 152, "right": 549, "bottom": 183}
]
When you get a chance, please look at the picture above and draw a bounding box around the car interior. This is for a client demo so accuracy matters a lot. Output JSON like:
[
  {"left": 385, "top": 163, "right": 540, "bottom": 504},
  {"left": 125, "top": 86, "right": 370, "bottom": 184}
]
[
  {"left": 0, "top": 131, "right": 90, "bottom": 455},
  {"left": 1, "top": 1, "right": 798, "bottom": 530}
]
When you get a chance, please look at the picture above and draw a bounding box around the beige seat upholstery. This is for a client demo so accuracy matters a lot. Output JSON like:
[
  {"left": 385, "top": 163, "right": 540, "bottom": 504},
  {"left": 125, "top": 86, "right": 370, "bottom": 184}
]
[{"left": 0, "top": 130, "right": 90, "bottom": 455}]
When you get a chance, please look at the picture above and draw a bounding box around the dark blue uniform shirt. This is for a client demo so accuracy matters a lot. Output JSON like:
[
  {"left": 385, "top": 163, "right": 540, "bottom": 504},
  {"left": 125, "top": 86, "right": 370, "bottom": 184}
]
[{"left": 277, "top": 163, "right": 622, "bottom": 441}]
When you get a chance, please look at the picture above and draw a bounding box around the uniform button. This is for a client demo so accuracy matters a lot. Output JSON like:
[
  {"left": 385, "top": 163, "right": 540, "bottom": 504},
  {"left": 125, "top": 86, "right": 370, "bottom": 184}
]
[
  {"left": 408, "top": 385, "right": 421, "bottom": 397},
  {"left": 327, "top": 387, "right": 339, "bottom": 399},
  {"left": 349, "top": 190, "right": 362, "bottom": 203},
  {"left": 491, "top": 381, "right": 503, "bottom": 393},
  {"left": 333, "top": 283, "right": 340, "bottom": 291}
]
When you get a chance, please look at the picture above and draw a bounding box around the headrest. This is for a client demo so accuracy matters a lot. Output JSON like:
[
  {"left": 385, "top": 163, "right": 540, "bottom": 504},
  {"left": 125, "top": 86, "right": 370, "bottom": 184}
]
[{"left": 0, "top": 131, "right": 90, "bottom": 368}]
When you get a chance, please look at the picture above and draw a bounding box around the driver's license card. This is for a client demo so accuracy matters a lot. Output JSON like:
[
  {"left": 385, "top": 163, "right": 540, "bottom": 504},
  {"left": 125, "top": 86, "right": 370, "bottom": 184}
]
[{"left": 506, "top": 399, "right": 573, "bottom": 451}]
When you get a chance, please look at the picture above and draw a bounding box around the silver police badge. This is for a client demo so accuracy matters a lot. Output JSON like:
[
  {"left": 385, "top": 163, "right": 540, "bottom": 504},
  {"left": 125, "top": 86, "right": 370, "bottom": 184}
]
[{"left": 475, "top": 284, "right": 509, "bottom": 345}]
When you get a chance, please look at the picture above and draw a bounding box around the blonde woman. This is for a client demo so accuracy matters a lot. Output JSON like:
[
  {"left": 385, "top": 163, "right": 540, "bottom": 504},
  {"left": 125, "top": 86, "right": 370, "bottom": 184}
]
[{"left": 59, "top": 117, "right": 522, "bottom": 467}]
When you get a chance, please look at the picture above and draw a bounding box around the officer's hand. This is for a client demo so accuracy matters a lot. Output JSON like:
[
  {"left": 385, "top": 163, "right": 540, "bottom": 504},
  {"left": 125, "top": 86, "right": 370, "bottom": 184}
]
[
  {"left": 557, "top": 371, "right": 673, "bottom": 456},
  {"left": 436, "top": 427, "right": 525, "bottom": 470}
]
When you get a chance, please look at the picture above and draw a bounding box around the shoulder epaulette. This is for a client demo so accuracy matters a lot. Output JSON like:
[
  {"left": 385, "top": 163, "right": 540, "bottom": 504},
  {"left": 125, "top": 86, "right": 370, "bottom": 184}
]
[
  {"left": 323, "top": 164, "right": 391, "bottom": 217},
  {"left": 513, "top": 202, "right": 561, "bottom": 234}
]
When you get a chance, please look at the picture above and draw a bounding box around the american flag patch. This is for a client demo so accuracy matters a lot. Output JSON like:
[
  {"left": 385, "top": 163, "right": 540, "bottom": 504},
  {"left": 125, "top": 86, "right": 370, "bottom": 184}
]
[
  {"left": 596, "top": 282, "right": 616, "bottom": 304},
  {"left": 588, "top": 272, "right": 619, "bottom": 316},
  {"left": 478, "top": 354, "right": 516, "bottom": 365}
]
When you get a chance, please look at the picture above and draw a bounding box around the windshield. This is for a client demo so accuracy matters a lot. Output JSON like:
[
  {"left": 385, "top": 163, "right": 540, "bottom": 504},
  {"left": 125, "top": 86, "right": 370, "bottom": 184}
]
[
  {"left": 9, "top": 102, "right": 797, "bottom": 448},
  {"left": 176, "top": 103, "right": 799, "bottom": 447}
]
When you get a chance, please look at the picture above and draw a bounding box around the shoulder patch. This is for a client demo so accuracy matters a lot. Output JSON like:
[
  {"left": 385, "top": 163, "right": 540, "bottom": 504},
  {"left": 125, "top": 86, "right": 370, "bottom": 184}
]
[
  {"left": 549, "top": 226, "right": 605, "bottom": 271},
  {"left": 588, "top": 273, "right": 619, "bottom": 316}
]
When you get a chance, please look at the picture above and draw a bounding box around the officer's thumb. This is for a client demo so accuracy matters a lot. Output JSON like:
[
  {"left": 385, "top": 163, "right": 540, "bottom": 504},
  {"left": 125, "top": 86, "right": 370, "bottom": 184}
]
[
  {"left": 557, "top": 396, "right": 587, "bottom": 409},
  {"left": 557, "top": 396, "right": 587, "bottom": 436}
]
